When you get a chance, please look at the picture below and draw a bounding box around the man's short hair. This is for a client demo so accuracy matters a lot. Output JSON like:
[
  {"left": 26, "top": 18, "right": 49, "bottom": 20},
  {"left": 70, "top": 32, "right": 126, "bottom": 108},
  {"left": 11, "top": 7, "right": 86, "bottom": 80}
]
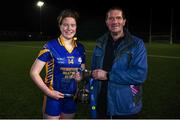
[{"left": 106, "top": 6, "right": 126, "bottom": 20}]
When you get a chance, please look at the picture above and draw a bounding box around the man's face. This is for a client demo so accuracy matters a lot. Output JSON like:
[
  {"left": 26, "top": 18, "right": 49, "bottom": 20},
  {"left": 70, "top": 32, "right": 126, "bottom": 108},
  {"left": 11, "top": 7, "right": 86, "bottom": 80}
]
[{"left": 106, "top": 10, "right": 126, "bottom": 34}]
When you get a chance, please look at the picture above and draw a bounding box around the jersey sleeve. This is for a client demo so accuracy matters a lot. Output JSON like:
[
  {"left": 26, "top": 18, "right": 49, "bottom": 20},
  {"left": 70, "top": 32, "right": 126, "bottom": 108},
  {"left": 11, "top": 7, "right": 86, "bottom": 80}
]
[{"left": 37, "top": 44, "right": 52, "bottom": 62}]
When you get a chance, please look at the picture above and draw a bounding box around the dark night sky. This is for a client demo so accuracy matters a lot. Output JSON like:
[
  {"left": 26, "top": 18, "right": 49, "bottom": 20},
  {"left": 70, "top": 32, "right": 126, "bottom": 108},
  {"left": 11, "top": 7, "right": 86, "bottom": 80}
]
[{"left": 0, "top": 0, "right": 179, "bottom": 40}]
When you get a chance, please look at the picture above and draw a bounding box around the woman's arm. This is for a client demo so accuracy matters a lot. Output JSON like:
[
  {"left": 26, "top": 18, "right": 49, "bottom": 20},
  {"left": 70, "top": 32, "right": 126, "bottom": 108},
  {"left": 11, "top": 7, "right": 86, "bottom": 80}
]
[{"left": 30, "top": 59, "right": 64, "bottom": 100}]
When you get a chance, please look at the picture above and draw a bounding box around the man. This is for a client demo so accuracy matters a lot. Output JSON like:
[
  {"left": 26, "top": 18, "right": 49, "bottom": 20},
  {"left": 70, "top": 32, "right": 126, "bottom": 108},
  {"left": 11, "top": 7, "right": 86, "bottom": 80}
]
[{"left": 91, "top": 7, "right": 148, "bottom": 118}]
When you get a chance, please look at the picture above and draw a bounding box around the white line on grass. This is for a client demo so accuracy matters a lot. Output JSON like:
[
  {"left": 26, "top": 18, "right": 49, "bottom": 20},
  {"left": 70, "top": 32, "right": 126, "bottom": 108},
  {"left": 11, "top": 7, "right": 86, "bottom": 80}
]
[
  {"left": 147, "top": 54, "right": 180, "bottom": 59},
  {"left": 1, "top": 43, "right": 180, "bottom": 59}
]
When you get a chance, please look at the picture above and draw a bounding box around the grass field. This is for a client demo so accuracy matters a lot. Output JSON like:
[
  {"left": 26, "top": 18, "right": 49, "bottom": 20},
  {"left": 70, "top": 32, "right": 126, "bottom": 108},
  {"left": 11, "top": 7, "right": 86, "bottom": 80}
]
[{"left": 0, "top": 41, "right": 180, "bottom": 118}]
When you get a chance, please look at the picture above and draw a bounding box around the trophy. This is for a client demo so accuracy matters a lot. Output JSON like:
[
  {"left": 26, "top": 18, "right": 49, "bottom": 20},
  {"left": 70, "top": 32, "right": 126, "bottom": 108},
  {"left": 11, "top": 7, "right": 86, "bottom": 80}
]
[
  {"left": 76, "top": 68, "right": 91, "bottom": 103},
  {"left": 62, "top": 68, "right": 91, "bottom": 99},
  {"left": 80, "top": 69, "right": 92, "bottom": 81}
]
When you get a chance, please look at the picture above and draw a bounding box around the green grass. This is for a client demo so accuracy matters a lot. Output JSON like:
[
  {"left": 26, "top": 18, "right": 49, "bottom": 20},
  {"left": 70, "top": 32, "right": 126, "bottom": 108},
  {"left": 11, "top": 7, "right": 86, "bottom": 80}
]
[{"left": 0, "top": 41, "right": 180, "bottom": 118}]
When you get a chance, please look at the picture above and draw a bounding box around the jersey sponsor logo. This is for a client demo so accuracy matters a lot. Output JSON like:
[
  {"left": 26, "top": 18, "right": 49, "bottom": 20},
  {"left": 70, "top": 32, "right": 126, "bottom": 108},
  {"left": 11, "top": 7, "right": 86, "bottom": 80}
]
[
  {"left": 57, "top": 57, "right": 65, "bottom": 64},
  {"left": 60, "top": 67, "right": 79, "bottom": 79}
]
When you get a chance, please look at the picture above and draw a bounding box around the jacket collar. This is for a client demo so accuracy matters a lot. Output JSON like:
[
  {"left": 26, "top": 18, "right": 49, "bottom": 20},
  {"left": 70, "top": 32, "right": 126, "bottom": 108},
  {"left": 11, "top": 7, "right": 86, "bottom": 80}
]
[{"left": 96, "top": 28, "right": 134, "bottom": 50}]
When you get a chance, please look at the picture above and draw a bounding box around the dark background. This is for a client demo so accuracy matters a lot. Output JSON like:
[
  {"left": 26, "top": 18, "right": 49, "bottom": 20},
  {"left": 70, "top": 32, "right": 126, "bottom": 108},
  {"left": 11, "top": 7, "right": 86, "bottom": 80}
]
[{"left": 0, "top": 0, "right": 179, "bottom": 42}]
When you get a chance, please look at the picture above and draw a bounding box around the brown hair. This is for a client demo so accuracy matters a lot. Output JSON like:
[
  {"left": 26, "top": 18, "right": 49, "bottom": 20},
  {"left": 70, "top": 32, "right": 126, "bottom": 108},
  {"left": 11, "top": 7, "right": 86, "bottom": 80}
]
[{"left": 57, "top": 9, "right": 79, "bottom": 25}]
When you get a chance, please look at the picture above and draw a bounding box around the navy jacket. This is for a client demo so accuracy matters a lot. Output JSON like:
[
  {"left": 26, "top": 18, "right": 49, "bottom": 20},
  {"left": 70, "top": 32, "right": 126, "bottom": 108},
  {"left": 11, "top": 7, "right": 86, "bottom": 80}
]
[{"left": 90, "top": 29, "right": 148, "bottom": 116}]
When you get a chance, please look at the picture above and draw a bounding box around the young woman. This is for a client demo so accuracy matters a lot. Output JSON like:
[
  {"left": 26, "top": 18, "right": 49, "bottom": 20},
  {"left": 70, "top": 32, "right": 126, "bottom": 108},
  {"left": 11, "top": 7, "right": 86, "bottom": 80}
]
[{"left": 30, "top": 9, "right": 85, "bottom": 119}]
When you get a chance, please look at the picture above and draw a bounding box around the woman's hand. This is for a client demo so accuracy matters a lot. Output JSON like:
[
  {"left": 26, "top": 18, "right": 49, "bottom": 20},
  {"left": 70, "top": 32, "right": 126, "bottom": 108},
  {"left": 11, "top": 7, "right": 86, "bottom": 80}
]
[
  {"left": 72, "top": 72, "right": 82, "bottom": 82},
  {"left": 48, "top": 90, "right": 64, "bottom": 100}
]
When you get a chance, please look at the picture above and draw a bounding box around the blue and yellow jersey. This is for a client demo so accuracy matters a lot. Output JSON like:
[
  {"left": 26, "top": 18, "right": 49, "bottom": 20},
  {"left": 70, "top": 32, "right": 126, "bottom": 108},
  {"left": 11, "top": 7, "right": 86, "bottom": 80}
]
[{"left": 37, "top": 36, "right": 85, "bottom": 94}]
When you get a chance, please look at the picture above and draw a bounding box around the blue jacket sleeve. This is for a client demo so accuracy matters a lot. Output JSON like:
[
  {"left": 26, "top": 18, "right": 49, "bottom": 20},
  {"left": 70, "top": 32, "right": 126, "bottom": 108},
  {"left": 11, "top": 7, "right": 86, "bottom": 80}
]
[{"left": 109, "top": 40, "right": 148, "bottom": 85}]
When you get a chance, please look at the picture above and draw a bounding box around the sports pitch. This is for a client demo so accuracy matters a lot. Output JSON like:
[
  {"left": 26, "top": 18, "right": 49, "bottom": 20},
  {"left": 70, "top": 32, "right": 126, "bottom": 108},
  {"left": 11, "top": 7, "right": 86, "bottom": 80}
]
[{"left": 0, "top": 41, "right": 180, "bottom": 118}]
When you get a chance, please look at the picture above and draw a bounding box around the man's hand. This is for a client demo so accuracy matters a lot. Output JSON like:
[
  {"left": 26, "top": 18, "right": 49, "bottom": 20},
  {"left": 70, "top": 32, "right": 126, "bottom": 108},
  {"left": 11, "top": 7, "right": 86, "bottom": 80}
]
[{"left": 92, "top": 69, "right": 108, "bottom": 80}]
